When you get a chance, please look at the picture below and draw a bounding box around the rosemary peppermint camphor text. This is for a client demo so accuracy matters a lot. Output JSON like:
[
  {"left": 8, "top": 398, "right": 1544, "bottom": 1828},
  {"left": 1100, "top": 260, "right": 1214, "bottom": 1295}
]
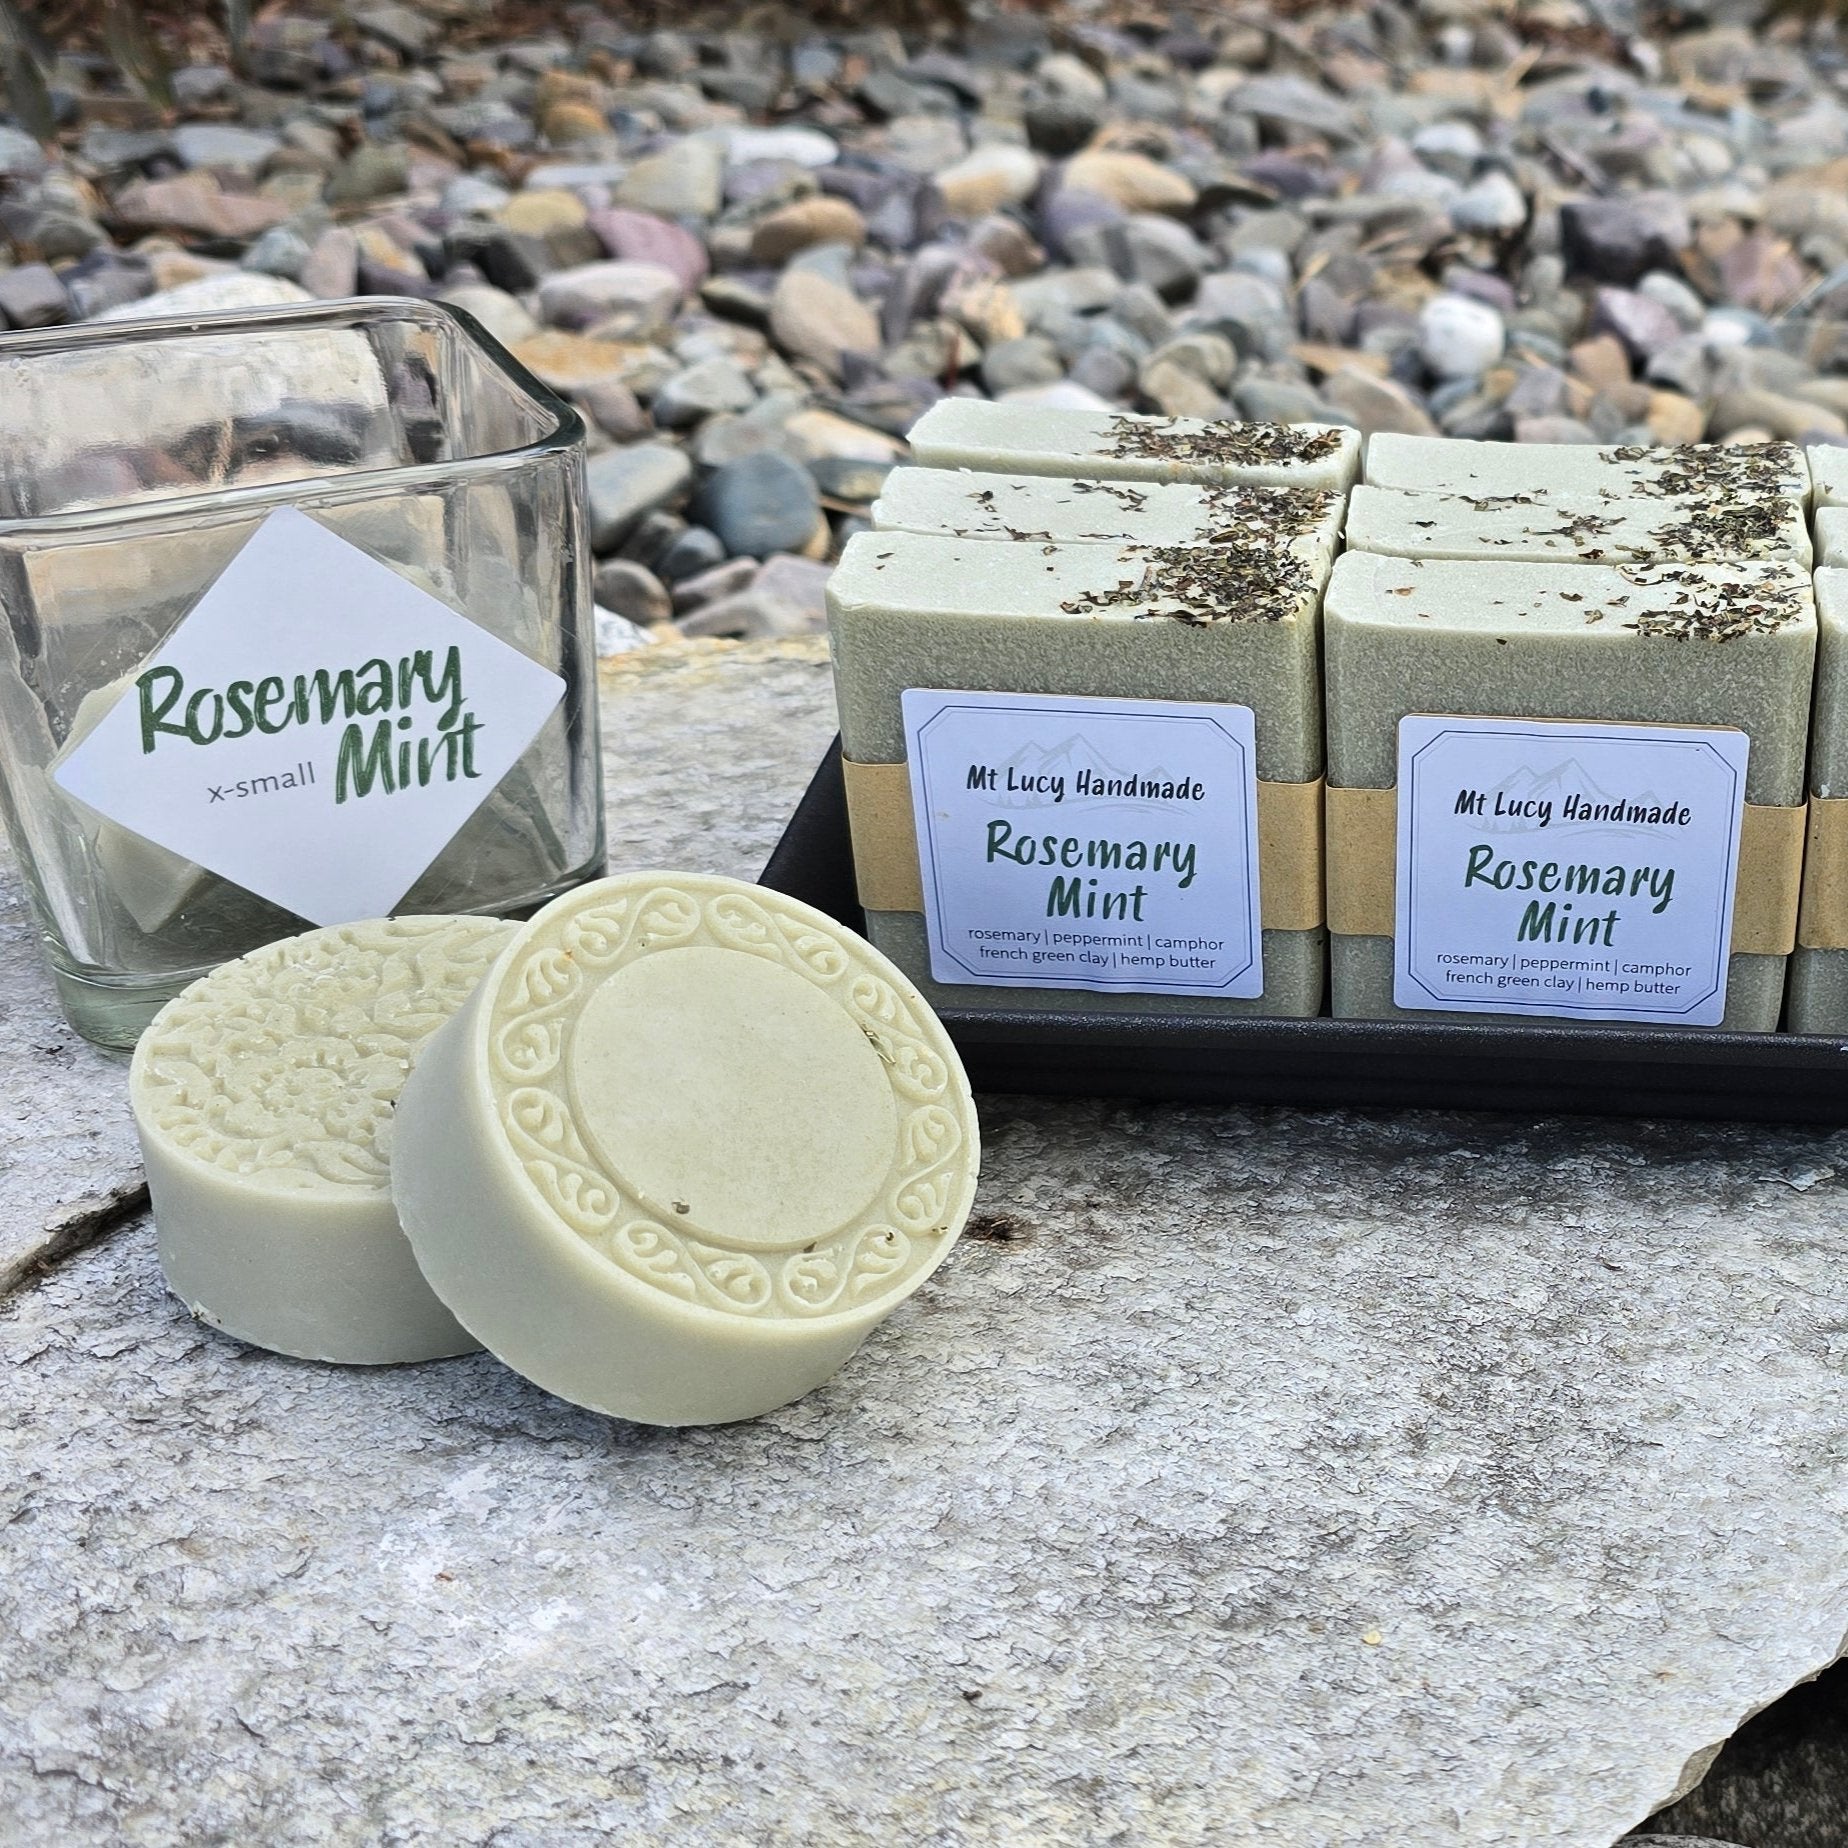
[{"left": 133, "top": 647, "right": 484, "bottom": 805}]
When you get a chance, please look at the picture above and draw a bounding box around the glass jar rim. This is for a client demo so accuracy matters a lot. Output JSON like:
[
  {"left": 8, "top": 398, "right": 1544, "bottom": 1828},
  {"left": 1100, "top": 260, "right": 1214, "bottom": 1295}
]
[{"left": 0, "top": 293, "right": 585, "bottom": 540}]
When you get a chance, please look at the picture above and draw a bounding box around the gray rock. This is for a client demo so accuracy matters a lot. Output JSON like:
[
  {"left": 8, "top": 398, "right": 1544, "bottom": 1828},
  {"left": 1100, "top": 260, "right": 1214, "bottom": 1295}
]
[
  {"left": 691, "top": 451, "right": 822, "bottom": 559},
  {"left": 1637, "top": 271, "right": 1708, "bottom": 332},
  {"left": 326, "top": 143, "right": 409, "bottom": 208},
  {"left": 651, "top": 357, "right": 758, "bottom": 429},
  {"left": 769, "top": 268, "right": 880, "bottom": 379},
  {"left": 1144, "top": 331, "right": 1237, "bottom": 390},
  {"left": 1068, "top": 214, "right": 1209, "bottom": 303},
  {"left": 1591, "top": 287, "right": 1684, "bottom": 362},
  {"left": 299, "top": 228, "right": 360, "bottom": 300},
  {"left": 61, "top": 254, "right": 151, "bottom": 321},
  {"left": 537, "top": 261, "right": 682, "bottom": 337},
  {"left": 1516, "top": 413, "right": 1601, "bottom": 443},
  {"left": 1419, "top": 292, "right": 1506, "bottom": 380},
  {"left": 1505, "top": 364, "right": 1570, "bottom": 418},
  {"left": 240, "top": 226, "right": 312, "bottom": 282},
  {"left": 724, "top": 126, "right": 837, "bottom": 169},
  {"left": 1231, "top": 75, "right": 1358, "bottom": 141},
  {"left": 443, "top": 222, "right": 547, "bottom": 296},
  {"left": 1410, "top": 119, "right": 1485, "bottom": 178},
  {"left": 1111, "top": 282, "right": 1177, "bottom": 347},
  {"left": 585, "top": 442, "right": 694, "bottom": 553},
  {"left": 1191, "top": 270, "right": 1293, "bottom": 360},
  {"left": 592, "top": 558, "right": 672, "bottom": 626},
  {"left": 0, "top": 263, "right": 70, "bottom": 330},
  {"left": 0, "top": 126, "right": 46, "bottom": 181},
  {"left": 575, "top": 377, "right": 652, "bottom": 444},
  {"left": 1024, "top": 91, "right": 1100, "bottom": 157},
  {"left": 980, "top": 334, "right": 1064, "bottom": 395},
  {"left": 1449, "top": 170, "right": 1528, "bottom": 235},
  {"left": 1560, "top": 194, "right": 1692, "bottom": 284},
  {"left": 350, "top": 1, "right": 434, "bottom": 55},
  {"left": 615, "top": 137, "right": 725, "bottom": 219},
  {"left": 441, "top": 284, "right": 541, "bottom": 350},
  {"left": 1234, "top": 377, "right": 1330, "bottom": 424},
  {"left": 672, "top": 556, "right": 759, "bottom": 613},
  {"left": 170, "top": 123, "right": 280, "bottom": 180},
  {"left": 1068, "top": 344, "right": 1138, "bottom": 400},
  {"left": 808, "top": 455, "right": 892, "bottom": 503}
]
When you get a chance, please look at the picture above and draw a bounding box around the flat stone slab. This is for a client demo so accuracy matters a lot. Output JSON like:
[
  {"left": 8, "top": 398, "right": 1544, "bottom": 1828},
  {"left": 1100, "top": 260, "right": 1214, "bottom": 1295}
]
[{"left": 6, "top": 638, "right": 1848, "bottom": 1845}]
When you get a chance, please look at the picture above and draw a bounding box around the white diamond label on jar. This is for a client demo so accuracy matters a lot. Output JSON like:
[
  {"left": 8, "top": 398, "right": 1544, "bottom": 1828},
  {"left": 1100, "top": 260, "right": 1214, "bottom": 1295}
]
[{"left": 52, "top": 507, "right": 566, "bottom": 927}]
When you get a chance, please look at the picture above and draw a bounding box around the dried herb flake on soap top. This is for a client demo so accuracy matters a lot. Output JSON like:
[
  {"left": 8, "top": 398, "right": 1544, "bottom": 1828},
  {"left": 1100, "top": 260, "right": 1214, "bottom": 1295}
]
[
  {"left": 1060, "top": 541, "right": 1314, "bottom": 626},
  {"left": 1624, "top": 566, "right": 1811, "bottom": 642},
  {"left": 1104, "top": 414, "right": 1346, "bottom": 470},
  {"left": 1610, "top": 442, "right": 1808, "bottom": 561}
]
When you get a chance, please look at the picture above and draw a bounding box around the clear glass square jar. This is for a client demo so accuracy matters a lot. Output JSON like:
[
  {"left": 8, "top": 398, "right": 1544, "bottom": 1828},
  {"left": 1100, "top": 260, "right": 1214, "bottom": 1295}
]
[{"left": 0, "top": 295, "right": 604, "bottom": 1048}]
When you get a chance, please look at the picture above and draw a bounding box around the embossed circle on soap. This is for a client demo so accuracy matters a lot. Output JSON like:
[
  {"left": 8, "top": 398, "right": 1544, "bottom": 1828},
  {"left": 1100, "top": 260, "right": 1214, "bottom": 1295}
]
[
  {"left": 484, "top": 879, "right": 976, "bottom": 1319},
  {"left": 566, "top": 946, "right": 896, "bottom": 1251}
]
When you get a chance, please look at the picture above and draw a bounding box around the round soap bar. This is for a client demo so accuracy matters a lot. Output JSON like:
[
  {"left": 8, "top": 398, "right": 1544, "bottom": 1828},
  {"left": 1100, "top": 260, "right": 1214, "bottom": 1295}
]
[
  {"left": 130, "top": 914, "right": 516, "bottom": 1364},
  {"left": 391, "top": 873, "right": 981, "bottom": 1426}
]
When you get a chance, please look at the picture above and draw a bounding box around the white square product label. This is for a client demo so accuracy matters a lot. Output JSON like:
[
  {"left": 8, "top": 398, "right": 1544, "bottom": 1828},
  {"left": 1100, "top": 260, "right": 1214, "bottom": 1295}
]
[
  {"left": 53, "top": 507, "right": 566, "bottom": 927},
  {"left": 1393, "top": 716, "right": 1750, "bottom": 1026},
  {"left": 901, "top": 688, "right": 1264, "bottom": 999}
]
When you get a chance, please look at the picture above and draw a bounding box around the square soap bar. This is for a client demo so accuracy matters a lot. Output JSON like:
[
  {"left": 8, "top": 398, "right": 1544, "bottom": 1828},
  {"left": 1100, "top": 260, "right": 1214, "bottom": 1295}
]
[
  {"left": 1817, "top": 505, "right": 1848, "bottom": 567},
  {"left": 1788, "top": 568, "right": 1848, "bottom": 1033},
  {"left": 827, "top": 528, "right": 1330, "bottom": 1018},
  {"left": 905, "top": 398, "right": 1360, "bottom": 492},
  {"left": 1364, "top": 434, "right": 1811, "bottom": 509},
  {"left": 1344, "top": 483, "right": 1812, "bottom": 568},
  {"left": 873, "top": 466, "right": 1346, "bottom": 556},
  {"left": 1323, "top": 551, "right": 1816, "bottom": 1030},
  {"left": 1811, "top": 446, "right": 1848, "bottom": 508}
]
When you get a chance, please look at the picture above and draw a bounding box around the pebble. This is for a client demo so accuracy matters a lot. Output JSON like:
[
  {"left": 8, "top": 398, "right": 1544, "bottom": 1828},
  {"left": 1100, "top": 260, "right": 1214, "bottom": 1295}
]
[
  {"left": 592, "top": 558, "right": 673, "bottom": 626},
  {"left": 585, "top": 442, "right": 694, "bottom": 553},
  {"left": 935, "top": 145, "right": 1043, "bottom": 218},
  {"left": 4, "top": 0, "right": 1846, "bottom": 621},
  {"left": 591, "top": 209, "right": 707, "bottom": 293},
  {"left": 0, "top": 262, "right": 71, "bottom": 329},
  {"left": 1449, "top": 171, "right": 1527, "bottom": 235},
  {"left": 651, "top": 357, "right": 757, "bottom": 429},
  {"left": 769, "top": 268, "right": 880, "bottom": 378},
  {"left": 691, "top": 451, "right": 823, "bottom": 559},
  {"left": 748, "top": 198, "right": 867, "bottom": 265},
  {"left": 1062, "top": 150, "right": 1196, "bottom": 216},
  {"left": 537, "top": 261, "right": 681, "bottom": 337}
]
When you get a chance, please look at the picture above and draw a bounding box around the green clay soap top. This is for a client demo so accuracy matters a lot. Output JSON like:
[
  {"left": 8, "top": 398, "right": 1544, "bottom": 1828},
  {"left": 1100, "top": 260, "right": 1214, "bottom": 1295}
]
[
  {"left": 1344, "top": 482, "right": 1812, "bottom": 567},
  {"left": 1811, "top": 446, "right": 1848, "bottom": 508},
  {"left": 1323, "top": 552, "right": 1816, "bottom": 801},
  {"left": 873, "top": 465, "right": 1345, "bottom": 555},
  {"left": 828, "top": 528, "right": 1327, "bottom": 781},
  {"left": 905, "top": 398, "right": 1359, "bottom": 492},
  {"left": 390, "top": 873, "right": 980, "bottom": 1427},
  {"left": 1817, "top": 506, "right": 1848, "bottom": 567},
  {"left": 130, "top": 914, "right": 516, "bottom": 1364},
  {"left": 1364, "top": 434, "right": 1811, "bottom": 507}
]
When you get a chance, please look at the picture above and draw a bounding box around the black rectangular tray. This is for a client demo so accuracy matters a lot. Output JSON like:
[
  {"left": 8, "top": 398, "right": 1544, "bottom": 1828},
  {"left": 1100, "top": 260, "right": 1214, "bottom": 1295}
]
[{"left": 759, "top": 741, "right": 1848, "bottom": 1123}]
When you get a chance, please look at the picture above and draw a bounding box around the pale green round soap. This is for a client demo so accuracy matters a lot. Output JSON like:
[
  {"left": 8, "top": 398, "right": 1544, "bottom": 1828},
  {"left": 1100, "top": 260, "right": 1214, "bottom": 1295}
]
[
  {"left": 392, "top": 872, "right": 982, "bottom": 1427},
  {"left": 130, "top": 915, "right": 516, "bottom": 1364}
]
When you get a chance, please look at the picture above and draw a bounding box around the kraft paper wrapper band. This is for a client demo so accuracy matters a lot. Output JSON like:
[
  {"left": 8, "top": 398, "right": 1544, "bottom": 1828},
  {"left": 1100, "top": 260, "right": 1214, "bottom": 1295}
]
[
  {"left": 1326, "top": 785, "right": 1806, "bottom": 956},
  {"left": 842, "top": 757, "right": 1326, "bottom": 932},
  {"left": 1798, "top": 796, "right": 1848, "bottom": 950}
]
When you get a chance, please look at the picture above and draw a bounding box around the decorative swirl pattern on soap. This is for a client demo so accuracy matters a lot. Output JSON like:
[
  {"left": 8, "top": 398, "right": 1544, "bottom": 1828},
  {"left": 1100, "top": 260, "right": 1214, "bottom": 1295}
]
[
  {"left": 133, "top": 916, "right": 515, "bottom": 1194},
  {"left": 485, "top": 879, "right": 977, "bottom": 1321}
]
